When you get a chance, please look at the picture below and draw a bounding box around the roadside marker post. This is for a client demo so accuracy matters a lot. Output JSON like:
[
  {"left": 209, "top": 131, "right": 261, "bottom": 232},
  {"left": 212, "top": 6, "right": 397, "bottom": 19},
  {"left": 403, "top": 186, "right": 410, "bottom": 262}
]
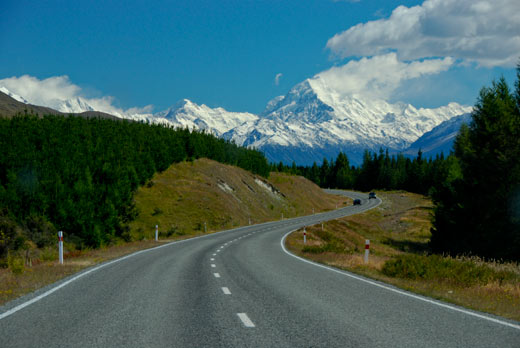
[
  {"left": 204, "top": 222, "right": 207, "bottom": 233},
  {"left": 321, "top": 222, "right": 324, "bottom": 231},
  {"left": 364, "top": 239, "right": 370, "bottom": 264},
  {"left": 303, "top": 227, "right": 307, "bottom": 244},
  {"left": 58, "top": 231, "right": 63, "bottom": 265},
  {"left": 155, "top": 225, "right": 158, "bottom": 241},
  {"left": 281, "top": 213, "right": 284, "bottom": 220},
  {"left": 249, "top": 217, "right": 251, "bottom": 225}
]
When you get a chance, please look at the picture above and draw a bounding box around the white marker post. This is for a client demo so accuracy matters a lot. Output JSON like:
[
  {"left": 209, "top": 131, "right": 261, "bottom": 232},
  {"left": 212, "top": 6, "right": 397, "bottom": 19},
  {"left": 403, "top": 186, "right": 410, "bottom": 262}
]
[
  {"left": 155, "top": 225, "right": 158, "bottom": 241},
  {"left": 249, "top": 217, "right": 251, "bottom": 225},
  {"left": 281, "top": 213, "right": 284, "bottom": 220},
  {"left": 204, "top": 222, "right": 207, "bottom": 233},
  {"left": 303, "top": 227, "right": 307, "bottom": 244},
  {"left": 321, "top": 222, "right": 324, "bottom": 231},
  {"left": 364, "top": 239, "right": 370, "bottom": 264},
  {"left": 58, "top": 231, "right": 64, "bottom": 265}
]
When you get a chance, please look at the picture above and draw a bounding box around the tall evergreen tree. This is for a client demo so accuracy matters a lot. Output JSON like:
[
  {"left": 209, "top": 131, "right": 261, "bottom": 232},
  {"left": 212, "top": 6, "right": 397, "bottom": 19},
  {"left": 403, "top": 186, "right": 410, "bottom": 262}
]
[{"left": 431, "top": 71, "right": 520, "bottom": 260}]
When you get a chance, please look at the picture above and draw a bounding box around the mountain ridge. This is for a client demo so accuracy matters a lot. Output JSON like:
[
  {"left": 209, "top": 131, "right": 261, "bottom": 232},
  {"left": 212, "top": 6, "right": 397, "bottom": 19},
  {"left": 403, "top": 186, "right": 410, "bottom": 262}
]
[{"left": 0, "top": 76, "right": 472, "bottom": 165}]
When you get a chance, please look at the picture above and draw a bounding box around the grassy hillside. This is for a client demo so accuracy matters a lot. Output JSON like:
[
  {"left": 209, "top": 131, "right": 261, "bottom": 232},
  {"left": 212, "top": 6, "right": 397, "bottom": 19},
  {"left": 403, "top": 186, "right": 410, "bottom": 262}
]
[
  {"left": 130, "top": 158, "right": 347, "bottom": 239},
  {"left": 286, "top": 191, "right": 520, "bottom": 321},
  {"left": 1, "top": 159, "right": 346, "bottom": 304}
]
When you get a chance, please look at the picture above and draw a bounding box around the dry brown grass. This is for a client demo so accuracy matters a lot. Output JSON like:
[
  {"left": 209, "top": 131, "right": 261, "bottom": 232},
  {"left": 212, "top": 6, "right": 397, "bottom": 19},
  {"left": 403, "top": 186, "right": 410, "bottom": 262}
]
[
  {"left": 129, "top": 158, "right": 345, "bottom": 240},
  {"left": 0, "top": 240, "right": 163, "bottom": 305},
  {"left": 286, "top": 191, "right": 520, "bottom": 321}
]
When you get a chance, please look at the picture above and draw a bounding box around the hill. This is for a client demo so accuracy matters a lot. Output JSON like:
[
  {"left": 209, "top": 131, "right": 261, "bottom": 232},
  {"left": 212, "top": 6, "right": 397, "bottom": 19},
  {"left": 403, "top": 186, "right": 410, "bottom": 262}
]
[
  {"left": 0, "top": 91, "right": 119, "bottom": 120},
  {"left": 130, "top": 158, "right": 347, "bottom": 239}
]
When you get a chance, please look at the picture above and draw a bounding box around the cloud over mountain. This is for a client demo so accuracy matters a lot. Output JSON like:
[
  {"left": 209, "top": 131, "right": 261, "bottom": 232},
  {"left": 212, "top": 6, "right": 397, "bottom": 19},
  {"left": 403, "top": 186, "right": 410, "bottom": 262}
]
[
  {"left": 0, "top": 75, "right": 153, "bottom": 118},
  {"left": 313, "top": 53, "right": 453, "bottom": 101},
  {"left": 326, "top": 0, "right": 520, "bottom": 67}
]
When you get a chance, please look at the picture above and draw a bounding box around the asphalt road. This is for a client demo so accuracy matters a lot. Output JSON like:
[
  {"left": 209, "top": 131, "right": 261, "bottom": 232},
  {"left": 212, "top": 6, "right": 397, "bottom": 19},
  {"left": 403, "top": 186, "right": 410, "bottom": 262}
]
[{"left": 1, "top": 190, "right": 519, "bottom": 347}]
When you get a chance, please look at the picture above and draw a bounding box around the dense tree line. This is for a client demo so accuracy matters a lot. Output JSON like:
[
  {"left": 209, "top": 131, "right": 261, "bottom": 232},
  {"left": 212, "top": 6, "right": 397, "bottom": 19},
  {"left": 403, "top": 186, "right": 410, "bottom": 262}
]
[
  {"left": 273, "top": 149, "right": 458, "bottom": 197},
  {"left": 0, "top": 114, "right": 269, "bottom": 259}
]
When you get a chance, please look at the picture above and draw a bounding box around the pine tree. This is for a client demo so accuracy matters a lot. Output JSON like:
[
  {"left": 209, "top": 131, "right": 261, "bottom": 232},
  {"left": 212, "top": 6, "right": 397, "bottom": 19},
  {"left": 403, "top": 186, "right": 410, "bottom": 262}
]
[{"left": 431, "top": 71, "right": 520, "bottom": 260}]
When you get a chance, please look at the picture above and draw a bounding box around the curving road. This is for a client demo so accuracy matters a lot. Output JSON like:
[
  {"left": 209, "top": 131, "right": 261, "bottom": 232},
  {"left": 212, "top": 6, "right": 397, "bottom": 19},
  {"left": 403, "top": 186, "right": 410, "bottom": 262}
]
[{"left": 1, "top": 190, "right": 519, "bottom": 347}]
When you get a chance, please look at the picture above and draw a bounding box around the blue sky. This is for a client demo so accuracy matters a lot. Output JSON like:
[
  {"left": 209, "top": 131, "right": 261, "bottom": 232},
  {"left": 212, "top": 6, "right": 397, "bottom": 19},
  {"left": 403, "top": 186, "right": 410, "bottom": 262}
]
[{"left": 1, "top": 0, "right": 518, "bottom": 114}]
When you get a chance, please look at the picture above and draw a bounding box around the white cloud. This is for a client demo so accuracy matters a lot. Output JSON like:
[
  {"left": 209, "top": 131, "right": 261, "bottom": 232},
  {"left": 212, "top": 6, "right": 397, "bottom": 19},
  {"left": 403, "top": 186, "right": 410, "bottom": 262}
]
[
  {"left": 326, "top": 0, "right": 520, "bottom": 67},
  {"left": 274, "top": 73, "right": 283, "bottom": 86},
  {"left": 0, "top": 75, "right": 153, "bottom": 117},
  {"left": 311, "top": 53, "right": 453, "bottom": 100}
]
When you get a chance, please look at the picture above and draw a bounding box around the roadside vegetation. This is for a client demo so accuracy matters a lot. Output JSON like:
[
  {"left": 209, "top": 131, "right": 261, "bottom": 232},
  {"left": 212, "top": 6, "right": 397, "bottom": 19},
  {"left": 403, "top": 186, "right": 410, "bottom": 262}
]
[
  {"left": 286, "top": 191, "right": 520, "bottom": 321},
  {"left": 0, "top": 158, "right": 345, "bottom": 305}
]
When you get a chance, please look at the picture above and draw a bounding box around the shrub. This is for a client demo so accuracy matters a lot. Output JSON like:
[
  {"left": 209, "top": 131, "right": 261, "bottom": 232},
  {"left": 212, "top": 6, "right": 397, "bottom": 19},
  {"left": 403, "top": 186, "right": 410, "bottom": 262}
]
[
  {"left": 39, "top": 247, "right": 58, "bottom": 261},
  {"left": 7, "top": 252, "right": 25, "bottom": 274},
  {"left": 381, "top": 254, "right": 518, "bottom": 286},
  {"left": 23, "top": 215, "right": 57, "bottom": 248}
]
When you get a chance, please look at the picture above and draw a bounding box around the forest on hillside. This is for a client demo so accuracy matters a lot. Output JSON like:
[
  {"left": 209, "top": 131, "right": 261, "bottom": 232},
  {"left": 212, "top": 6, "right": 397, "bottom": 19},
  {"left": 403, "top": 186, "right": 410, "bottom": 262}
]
[{"left": 0, "top": 115, "right": 269, "bottom": 262}]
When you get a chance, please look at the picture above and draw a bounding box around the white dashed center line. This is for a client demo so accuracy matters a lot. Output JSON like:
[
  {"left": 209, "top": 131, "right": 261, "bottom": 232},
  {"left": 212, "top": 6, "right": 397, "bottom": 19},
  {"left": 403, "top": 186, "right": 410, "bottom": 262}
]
[
  {"left": 212, "top": 253, "right": 216, "bottom": 256},
  {"left": 211, "top": 264, "right": 216, "bottom": 268},
  {"left": 222, "top": 287, "right": 231, "bottom": 295},
  {"left": 214, "top": 273, "right": 220, "bottom": 278},
  {"left": 237, "top": 313, "right": 255, "bottom": 328},
  {"left": 210, "top": 258, "right": 215, "bottom": 261}
]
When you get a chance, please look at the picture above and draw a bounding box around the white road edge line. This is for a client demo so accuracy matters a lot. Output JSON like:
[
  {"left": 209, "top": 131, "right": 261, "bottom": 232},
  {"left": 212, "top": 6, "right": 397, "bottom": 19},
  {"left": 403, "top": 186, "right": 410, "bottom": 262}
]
[
  {"left": 214, "top": 273, "right": 220, "bottom": 278},
  {"left": 280, "top": 230, "right": 520, "bottom": 331},
  {"left": 237, "top": 313, "right": 255, "bottom": 327},
  {"left": 0, "top": 207, "right": 304, "bottom": 321},
  {"left": 222, "top": 287, "right": 231, "bottom": 295}
]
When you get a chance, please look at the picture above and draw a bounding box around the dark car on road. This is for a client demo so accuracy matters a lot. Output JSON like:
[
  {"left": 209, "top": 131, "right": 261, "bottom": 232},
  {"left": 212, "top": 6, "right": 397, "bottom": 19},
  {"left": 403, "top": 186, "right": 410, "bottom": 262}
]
[
  {"left": 353, "top": 199, "right": 361, "bottom": 205},
  {"left": 369, "top": 192, "right": 376, "bottom": 199}
]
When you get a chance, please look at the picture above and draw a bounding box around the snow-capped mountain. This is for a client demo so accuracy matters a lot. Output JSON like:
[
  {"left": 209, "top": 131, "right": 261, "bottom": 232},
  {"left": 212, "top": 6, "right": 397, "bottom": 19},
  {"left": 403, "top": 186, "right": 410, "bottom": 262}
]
[
  {"left": 0, "top": 78, "right": 472, "bottom": 165},
  {"left": 402, "top": 112, "right": 472, "bottom": 157},
  {"left": 156, "top": 99, "right": 258, "bottom": 136},
  {"left": 224, "top": 77, "right": 471, "bottom": 164},
  {"left": 0, "top": 87, "right": 29, "bottom": 104}
]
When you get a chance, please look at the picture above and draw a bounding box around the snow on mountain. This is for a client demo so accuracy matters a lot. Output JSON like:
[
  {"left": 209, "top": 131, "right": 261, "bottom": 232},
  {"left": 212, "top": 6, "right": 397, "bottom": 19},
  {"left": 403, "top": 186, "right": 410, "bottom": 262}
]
[
  {"left": 224, "top": 77, "right": 471, "bottom": 165},
  {"left": 0, "top": 87, "right": 29, "bottom": 104},
  {"left": 2, "top": 78, "right": 472, "bottom": 166},
  {"left": 403, "top": 112, "right": 472, "bottom": 157},
  {"left": 155, "top": 99, "right": 258, "bottom": 136}
]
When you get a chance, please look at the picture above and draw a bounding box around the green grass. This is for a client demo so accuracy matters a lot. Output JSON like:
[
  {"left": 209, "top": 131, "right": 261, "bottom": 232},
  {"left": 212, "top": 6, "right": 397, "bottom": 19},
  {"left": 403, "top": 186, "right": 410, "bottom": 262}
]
[{"left": 382, "top": 254, "right": 519, "bottom": 287}]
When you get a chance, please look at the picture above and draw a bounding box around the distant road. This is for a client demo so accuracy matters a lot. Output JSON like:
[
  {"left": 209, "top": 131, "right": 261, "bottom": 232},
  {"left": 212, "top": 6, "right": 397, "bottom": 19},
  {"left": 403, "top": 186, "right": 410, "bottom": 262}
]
[{"left": 1, "top": 190, "right": 519, "bottom": 347}]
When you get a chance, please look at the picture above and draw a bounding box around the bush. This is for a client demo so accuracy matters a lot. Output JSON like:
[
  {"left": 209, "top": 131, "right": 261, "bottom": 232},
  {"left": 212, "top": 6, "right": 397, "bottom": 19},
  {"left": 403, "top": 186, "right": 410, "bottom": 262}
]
[
  {"left": 23, "top": 215, "right": 57, "bottom": 248},
  {"left": 39, "top": 247, "right": 58, "bottom": 261},
  {"left": 7, "top": 252, "right": 25, "bottom": 274},
  {"left": 381, "top": 254, "right": 517, "bottom": 286},
  {"left": 0, "top": 212, "right": 23, "bottom": 266}
]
